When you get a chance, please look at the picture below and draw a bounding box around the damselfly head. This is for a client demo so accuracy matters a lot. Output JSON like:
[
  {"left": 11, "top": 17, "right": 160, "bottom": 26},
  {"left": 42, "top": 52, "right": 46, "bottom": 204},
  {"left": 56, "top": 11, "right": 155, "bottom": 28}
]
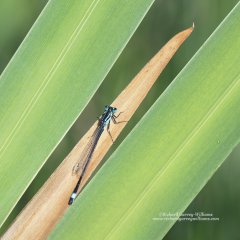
[{"left": 104, "top": 105, "right": 117, "bottom": 113}]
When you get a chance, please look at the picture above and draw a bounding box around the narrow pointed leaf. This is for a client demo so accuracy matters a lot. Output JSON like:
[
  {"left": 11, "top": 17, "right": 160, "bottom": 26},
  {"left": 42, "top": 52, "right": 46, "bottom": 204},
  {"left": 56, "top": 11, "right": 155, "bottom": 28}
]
[
  {"left": 2, "top": 27, "right": 193, "bottom": 240},
  {"left": 0, "top": 0, "right": 155, "bottom": 225}
]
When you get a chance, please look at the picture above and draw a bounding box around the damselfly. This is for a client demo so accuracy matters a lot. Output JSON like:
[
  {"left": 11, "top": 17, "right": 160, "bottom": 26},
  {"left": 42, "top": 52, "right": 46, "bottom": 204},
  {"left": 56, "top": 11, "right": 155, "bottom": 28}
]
[{"left": 68, "top": 105, "right": 121, "bottom": 205}]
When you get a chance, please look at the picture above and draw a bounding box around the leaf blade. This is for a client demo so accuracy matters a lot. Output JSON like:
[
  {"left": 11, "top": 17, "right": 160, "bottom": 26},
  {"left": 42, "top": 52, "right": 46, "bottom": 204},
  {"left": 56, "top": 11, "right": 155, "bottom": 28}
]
[
  {"left": 0, "top": 0, "right": 155, "bottom": 225},
  {"left": 1, "top": 27, "right": 193, "bottom": 239}
]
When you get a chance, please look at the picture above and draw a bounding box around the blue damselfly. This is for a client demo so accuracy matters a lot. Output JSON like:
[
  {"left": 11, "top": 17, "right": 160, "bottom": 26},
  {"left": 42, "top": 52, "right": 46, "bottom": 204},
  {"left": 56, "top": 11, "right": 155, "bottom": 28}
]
[{"left": 68, "top": 105, "right": 121, "bottom": 205}]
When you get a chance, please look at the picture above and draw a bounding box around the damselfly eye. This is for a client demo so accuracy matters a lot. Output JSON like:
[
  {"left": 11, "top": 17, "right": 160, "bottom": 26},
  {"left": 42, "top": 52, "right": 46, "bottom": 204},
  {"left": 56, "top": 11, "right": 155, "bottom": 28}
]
[
  {"left": 104, "top": 105, "right": 109, "bottom": 111},
  {"left": 112, "top": 107, "right": 117, "bottom": 113}
]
